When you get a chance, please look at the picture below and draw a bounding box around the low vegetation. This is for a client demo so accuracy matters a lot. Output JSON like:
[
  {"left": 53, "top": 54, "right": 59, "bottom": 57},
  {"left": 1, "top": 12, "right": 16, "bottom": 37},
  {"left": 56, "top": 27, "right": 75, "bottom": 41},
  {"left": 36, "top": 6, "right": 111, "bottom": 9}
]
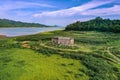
[
  {"left": 0, "top": 30, "right": 120, "bottom": 80},
  {"left": 0, "top": 48, "right": 89, "bottom": 80}
]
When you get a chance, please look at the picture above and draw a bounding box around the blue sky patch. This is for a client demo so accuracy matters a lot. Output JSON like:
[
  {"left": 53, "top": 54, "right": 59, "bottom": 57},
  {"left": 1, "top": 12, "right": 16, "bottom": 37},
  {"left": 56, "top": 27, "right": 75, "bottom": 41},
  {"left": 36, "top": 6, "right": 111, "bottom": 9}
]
[{"left": 0, "top": 0, "right": 120, "bottom": 26}]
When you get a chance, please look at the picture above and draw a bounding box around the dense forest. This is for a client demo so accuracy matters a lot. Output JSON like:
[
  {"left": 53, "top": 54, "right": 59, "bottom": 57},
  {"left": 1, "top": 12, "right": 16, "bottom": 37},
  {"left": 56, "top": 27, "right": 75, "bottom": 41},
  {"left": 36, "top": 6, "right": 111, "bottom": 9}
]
[
  {"left": 0, "top": 19, "right": 51, "bottom": 27},
  {"left": 65, "top": 17, "right": 120, "bottom": 33}
]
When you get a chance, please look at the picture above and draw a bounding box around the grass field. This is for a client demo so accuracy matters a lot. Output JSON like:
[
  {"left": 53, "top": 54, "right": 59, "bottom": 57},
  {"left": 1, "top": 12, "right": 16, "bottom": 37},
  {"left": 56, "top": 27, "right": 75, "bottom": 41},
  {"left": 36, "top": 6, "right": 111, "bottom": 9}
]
[
  {"left": 0, "top": 30, "right": 120, "bottom": 80},
  {"left": 0, "top": 48, "right": 89, "bottom": 80}
]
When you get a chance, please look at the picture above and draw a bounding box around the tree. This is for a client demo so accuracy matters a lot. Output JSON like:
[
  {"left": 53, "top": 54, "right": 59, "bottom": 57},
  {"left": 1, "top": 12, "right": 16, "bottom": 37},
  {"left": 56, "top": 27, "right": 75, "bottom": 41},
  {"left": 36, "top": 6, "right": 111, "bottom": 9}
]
[{"left": 65, "top": 17, "right": 120, "bottom": 33}]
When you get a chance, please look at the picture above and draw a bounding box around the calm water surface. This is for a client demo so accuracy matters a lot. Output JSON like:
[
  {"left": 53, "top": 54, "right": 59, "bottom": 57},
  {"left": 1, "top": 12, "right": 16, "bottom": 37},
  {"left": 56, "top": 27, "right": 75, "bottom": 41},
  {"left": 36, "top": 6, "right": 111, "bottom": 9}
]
[{"left": 0, "top": 27, "right": 63, "bottom": 37}]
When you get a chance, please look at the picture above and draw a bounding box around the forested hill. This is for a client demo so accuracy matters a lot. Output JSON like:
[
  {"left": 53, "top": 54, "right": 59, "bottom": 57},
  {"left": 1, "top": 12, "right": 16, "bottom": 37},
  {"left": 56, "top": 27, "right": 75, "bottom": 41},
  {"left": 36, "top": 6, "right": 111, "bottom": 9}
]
[
  {"left": 65, "top": 17, "right": 120, "bottom": 33},
  {"left": 0, "top": 19, "right": 51, "bottom": 27}
]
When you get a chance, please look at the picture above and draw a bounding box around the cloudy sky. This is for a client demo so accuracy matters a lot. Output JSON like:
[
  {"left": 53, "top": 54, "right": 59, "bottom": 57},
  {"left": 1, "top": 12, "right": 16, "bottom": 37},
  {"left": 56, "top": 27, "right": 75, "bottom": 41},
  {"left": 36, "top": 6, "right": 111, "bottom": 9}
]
[{"left": 0, "top": 0, "right": 120, "bottom": 26}]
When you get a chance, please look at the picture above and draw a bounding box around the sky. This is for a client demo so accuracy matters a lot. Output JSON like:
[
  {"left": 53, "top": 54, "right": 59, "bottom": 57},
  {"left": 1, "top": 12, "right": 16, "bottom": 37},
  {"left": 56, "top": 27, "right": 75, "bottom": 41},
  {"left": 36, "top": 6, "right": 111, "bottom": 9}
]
[{"left": 0, "top": 0, "right": 120, "bottom": 26}]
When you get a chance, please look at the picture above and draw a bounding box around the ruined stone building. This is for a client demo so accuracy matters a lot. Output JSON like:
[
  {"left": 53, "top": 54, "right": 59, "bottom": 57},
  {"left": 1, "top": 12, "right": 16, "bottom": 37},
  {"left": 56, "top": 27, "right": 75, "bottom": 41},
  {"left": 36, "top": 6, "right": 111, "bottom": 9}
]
[{"left": 52, "top": 37, "right": 74, "bottom": 46}]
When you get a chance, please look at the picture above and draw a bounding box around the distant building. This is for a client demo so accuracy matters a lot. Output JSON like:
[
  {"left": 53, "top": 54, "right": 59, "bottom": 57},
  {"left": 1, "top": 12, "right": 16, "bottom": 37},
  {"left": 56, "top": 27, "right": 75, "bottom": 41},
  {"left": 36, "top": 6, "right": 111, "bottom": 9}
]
[{"left": 52, "top": 37, "right": 74, "bottom": 46}]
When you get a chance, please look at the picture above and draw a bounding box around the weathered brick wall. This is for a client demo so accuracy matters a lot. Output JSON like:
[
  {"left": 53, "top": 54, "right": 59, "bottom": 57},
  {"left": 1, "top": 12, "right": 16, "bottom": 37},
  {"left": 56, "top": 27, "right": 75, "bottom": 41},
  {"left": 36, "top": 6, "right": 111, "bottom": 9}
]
[{"left": 52, "top": 37, "right": 74, "bottom": 46}]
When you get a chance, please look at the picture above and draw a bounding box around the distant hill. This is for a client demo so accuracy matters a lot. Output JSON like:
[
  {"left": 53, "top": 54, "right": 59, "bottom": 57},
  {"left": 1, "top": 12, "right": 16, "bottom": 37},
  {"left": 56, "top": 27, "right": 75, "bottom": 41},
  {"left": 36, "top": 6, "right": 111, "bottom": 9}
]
[
  {"left": 0, "top": 19, "right": 51, "bottom": 27},
  {"left": 65, "top": 17, "right": 120, "bottom": 33}
]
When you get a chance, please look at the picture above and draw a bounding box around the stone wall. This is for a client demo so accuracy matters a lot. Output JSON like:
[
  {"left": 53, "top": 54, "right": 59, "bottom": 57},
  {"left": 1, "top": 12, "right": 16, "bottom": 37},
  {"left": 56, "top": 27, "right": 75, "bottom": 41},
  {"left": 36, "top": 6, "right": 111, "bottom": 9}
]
[{"left": 52, "top": 37, "right": 74, "bottom": 46}]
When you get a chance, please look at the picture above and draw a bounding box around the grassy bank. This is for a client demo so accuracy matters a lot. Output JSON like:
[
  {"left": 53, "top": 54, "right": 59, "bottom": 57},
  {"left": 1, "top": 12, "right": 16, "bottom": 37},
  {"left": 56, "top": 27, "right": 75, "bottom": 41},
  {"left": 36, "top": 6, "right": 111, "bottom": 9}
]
[
  {"left": 0, "top": 30, "right": 120, "bottom": 80},
  {"left": 0, "top": 48, "right": 89, "bottom": 80}
]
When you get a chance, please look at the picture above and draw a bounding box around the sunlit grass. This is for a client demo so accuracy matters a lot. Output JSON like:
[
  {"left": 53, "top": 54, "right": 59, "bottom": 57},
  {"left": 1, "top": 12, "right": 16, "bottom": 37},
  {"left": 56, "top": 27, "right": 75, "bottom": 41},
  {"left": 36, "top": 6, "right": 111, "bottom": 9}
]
[
  {"left": 0, "top": 48, "right": 89, "bottom": 80},
  {"left": 0, "top": 30, "right": 120, "bottom": 80}
]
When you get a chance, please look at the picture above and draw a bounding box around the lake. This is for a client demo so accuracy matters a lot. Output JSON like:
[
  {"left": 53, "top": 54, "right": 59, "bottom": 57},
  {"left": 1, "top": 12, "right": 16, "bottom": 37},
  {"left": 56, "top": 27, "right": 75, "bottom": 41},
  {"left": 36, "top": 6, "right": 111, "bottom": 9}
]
[{"left": 0, "top": 27, "right": 63, "bottom": 37}]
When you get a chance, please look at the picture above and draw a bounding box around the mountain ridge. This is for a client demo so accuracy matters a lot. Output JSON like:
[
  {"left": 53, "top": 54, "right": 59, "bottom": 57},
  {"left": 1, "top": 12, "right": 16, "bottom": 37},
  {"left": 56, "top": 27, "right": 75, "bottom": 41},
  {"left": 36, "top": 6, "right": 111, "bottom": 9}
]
[{"left": 0, "top": 18, "right": 51, "bottom": 27}]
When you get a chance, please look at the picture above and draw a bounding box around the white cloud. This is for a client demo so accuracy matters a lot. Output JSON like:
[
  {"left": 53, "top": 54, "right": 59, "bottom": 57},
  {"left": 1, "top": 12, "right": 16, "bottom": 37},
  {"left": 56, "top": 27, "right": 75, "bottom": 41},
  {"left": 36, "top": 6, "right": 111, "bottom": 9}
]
[
  {"left": 0, "top": 1, "right": 55, "bottom": 11},
  {"left": 0, "top": 0, "right": 119, "bottom": 26},
  {"left": 81, "top": 5, "right": 120, "bottom": 16},
  {"left": 0, "top": 1, "right": 55, "bottom": 19},
  {"left": 33, "top": 0, "right": 113, "bottom": 17}
]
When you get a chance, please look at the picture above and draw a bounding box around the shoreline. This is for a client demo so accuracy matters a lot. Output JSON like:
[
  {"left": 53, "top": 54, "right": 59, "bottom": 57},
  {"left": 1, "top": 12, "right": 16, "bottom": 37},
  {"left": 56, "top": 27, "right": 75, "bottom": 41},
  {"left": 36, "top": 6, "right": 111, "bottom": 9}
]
[
  {"left": 12, "top": 28, "right": 65, "bottom": 37},
  {"left": 0, "top": 34, "right": 7, "bottom": 38},
  {"left": 0, "top": 26, "right": 55, "bottom": 29},
  {"left": 0, "top": 27, "right": 65, "bottom": 37}
]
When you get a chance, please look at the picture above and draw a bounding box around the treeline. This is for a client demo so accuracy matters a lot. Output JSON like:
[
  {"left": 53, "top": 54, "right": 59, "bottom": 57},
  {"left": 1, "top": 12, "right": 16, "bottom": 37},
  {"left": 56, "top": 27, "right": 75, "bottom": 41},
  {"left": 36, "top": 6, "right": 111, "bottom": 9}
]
[
  {"left": 65, "top": 17, "right": 120, "bottom": 33},
  {"left": 0, "top": 19, "right": 51, "bottom": 27}
]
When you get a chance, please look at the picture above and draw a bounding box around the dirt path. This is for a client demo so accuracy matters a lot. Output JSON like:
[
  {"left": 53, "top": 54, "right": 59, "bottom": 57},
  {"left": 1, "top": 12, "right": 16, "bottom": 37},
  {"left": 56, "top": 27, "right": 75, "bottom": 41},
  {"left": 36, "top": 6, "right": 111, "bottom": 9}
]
[
  {"left": 40, "top": 43, "right": 90, "bottom": 54},
  {"left": 107, "top": 47, "right": 120, "bottom": 64},
  {"left": 40, "top": 43, "right": 78, "bottom": 52}
]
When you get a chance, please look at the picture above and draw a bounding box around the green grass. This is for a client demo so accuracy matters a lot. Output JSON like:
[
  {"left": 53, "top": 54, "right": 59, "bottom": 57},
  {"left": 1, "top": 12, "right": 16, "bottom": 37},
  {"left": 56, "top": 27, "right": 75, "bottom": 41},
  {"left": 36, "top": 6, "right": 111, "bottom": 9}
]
[
  {"left": 15, "top": 30, "right": 120, "bottom": 56},
  {"left": 0, "top": 30, "right": 120, "bottom": 80},
  {"left": 0, "top": 48, "right": 89, "bottom": 80}
]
